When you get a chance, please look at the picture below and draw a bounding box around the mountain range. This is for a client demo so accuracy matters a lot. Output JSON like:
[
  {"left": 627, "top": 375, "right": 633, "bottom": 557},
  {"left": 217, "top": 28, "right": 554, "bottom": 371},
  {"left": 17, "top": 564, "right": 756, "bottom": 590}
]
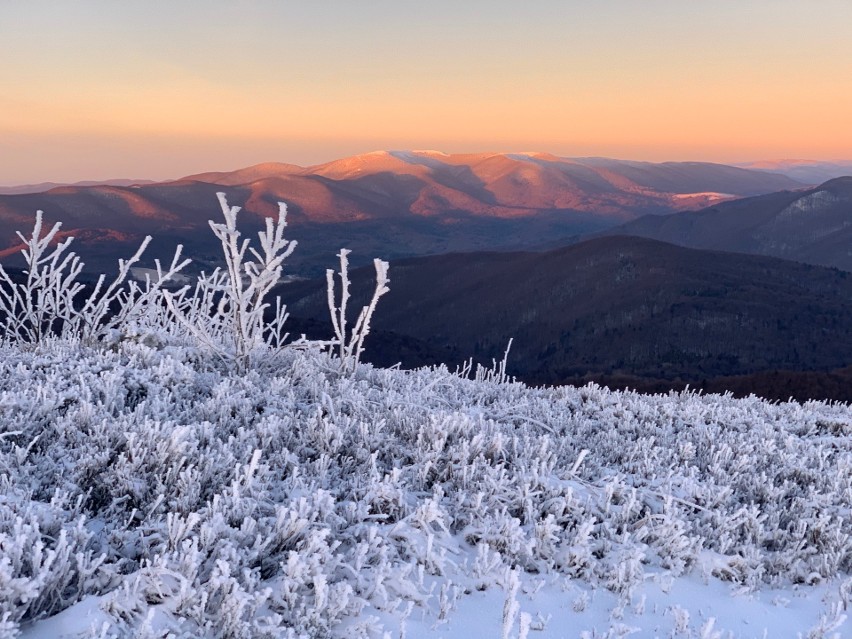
[
  {"left": 736, "top": 159, "right": 852, "bottom": 185},
  {"left": 0, "top": 152, "right": 803, "bottom": 275},
  {"left": 606, "top": 176, "right": 852, "bottom": 271},
  {"left": 279, "top": 235, "right": 852, "bottom": 397},
  {"left": 2, "top": 151, "right": 852, "bottom": 400},
  {"left": 0, "top": 178, "right": 156, "bottom": 196}
]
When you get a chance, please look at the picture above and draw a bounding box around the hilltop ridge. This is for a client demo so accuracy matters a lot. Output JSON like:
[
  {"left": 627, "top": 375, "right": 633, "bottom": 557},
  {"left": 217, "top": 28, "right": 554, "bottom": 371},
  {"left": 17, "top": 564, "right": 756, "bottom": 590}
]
[{"left": 0, "top": 152, "right": 804, "bottom": 275}]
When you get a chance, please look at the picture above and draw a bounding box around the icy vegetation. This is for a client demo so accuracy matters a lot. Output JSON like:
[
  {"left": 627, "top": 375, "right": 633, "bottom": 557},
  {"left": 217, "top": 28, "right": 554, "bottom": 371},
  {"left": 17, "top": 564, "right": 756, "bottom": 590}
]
[{"left": 0, "top": 196, "right": 850, "bottom": 638}]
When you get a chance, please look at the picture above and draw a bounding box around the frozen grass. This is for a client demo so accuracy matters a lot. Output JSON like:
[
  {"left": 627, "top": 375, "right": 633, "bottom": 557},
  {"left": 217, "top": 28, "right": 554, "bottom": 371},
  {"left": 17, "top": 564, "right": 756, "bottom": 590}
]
[{"left": 1, "top": 340, "right": 849, "bottom": 638}]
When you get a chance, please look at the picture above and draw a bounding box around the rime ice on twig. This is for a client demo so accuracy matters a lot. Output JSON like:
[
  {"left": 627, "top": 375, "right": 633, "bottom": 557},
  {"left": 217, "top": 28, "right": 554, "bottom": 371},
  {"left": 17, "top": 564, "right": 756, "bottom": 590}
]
[
  {"left": 161, "top": 192, "right": 297, "bottom": 371},
  {"left": 0, "top": 210, "right": 189, "bottom": 344},
  {"left": 325, "top": 248, "right": 390, "bottom": 372}
]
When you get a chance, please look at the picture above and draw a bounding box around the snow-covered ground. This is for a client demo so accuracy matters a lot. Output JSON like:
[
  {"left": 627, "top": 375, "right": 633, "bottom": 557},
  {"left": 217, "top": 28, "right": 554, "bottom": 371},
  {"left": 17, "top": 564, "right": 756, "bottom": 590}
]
[{"left": 1, "top": 340, "right": 849, "bottom": 638}]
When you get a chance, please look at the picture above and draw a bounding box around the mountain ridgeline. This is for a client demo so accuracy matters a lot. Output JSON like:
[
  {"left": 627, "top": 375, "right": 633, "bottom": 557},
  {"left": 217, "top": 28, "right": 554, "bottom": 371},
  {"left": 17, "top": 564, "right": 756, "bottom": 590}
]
[{"left": 0, "top": 152, "right": 802, "bottom": 276}]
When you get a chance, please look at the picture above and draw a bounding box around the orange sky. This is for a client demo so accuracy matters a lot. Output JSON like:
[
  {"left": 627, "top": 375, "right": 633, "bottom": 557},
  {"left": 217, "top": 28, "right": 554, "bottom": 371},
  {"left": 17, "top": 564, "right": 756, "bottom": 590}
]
[{"left": 2, "top": 1, "right": 852, "bottom": 184}]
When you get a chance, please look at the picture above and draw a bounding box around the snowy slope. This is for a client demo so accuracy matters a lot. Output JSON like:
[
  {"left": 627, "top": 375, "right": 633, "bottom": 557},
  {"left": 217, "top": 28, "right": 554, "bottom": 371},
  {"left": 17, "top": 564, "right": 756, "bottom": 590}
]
[{"left": 1, "top": 340, "right": 849, "bottom": 639}]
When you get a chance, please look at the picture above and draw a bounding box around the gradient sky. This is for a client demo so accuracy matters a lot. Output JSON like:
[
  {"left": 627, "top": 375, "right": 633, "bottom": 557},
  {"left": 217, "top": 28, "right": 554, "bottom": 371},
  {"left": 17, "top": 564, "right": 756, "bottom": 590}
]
[{"left": 2, "top": 1, "right": 852, "bottom": 184}]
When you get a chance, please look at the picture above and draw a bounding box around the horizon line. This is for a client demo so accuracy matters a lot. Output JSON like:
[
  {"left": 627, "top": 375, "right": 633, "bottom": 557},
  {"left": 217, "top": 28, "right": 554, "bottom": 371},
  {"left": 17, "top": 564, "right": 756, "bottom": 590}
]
[{"left": 3, "top": 150, "right": 852, "bottom": 188}]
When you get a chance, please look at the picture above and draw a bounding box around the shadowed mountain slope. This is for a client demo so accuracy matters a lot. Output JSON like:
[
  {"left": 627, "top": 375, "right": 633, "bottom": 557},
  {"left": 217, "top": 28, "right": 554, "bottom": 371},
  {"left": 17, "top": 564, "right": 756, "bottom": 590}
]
[
  {"left": 605, "top": 177, "right": 852, "bottom": 271},
  {"left": 280, "top": 236, "right": 852, "bottom": 386}
]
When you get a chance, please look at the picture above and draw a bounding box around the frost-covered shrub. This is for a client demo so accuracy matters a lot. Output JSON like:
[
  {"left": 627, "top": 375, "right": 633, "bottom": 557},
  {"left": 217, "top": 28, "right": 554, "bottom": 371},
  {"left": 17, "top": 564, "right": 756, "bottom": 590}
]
[
  {"left": 0, "top": 193, "right": 392, "bottom": 377},
  {"left": 160, "top": 193, "right": 295, "bottom": 372},
  {"left": 325, "top": 248, "right": 390, "bottom": 373},
  {"left": 0, "top": 489, "right": 107, "bottom": 627},
  {"left": 0, "top": 211, "right": 188, "bottom": 344},
  {"left": 0, "top": 339, "right": 849, "bottom": 636}
]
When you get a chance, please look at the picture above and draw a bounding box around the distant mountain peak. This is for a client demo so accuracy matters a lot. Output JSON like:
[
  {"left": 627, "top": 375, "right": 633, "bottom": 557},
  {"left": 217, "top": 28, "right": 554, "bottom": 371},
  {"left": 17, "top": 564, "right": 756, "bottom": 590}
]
[{"left": 0, "top": 152, "right": 809, "bottom": 276}]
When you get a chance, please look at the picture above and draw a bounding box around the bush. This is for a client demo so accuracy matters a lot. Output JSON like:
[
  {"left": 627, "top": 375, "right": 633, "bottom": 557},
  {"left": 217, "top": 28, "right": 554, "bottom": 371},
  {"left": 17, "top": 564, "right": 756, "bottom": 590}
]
[{"left": 0, "top": 193, "right": 390, "bottom": 373}]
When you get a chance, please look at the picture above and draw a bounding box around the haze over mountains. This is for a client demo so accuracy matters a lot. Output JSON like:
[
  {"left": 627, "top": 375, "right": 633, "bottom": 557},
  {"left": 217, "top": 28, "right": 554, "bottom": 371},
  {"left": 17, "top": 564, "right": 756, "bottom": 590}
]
[
  {"left": 0, "top": 151, "right": 803, "bottom": 275},
  {"left": 0, "top": 178, "right": 156, "bottom": 196},
  {"left": 736, "top": 159, "right": 852, "bottom": 185}
]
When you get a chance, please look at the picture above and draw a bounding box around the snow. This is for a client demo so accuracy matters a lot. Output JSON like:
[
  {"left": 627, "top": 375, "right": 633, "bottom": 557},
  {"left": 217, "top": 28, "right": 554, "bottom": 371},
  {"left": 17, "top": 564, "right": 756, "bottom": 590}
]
[
  {"left": 0, "top": 340, "right": 848, "bottom": 638},
  {"left": 672, "top": 193, "right": 734, "bottom": 200},
  {"left": 778, "top": 190, "right": 842, "bottom": 221}
]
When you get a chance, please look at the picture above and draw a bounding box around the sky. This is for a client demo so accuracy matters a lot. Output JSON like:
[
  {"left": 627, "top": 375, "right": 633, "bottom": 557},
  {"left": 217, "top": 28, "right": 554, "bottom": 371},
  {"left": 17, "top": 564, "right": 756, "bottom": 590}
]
[{"left": 2, "top": 1, "right": 852, "bottom": 184}]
